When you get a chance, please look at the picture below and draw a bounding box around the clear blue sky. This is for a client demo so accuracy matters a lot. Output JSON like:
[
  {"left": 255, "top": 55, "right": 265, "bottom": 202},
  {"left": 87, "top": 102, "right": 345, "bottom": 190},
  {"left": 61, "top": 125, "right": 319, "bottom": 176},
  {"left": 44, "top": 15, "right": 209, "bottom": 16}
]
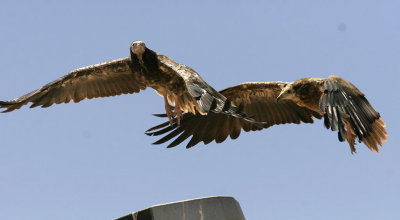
[{"left": 0, "top": 1, "right": 399, "bottom": 219}]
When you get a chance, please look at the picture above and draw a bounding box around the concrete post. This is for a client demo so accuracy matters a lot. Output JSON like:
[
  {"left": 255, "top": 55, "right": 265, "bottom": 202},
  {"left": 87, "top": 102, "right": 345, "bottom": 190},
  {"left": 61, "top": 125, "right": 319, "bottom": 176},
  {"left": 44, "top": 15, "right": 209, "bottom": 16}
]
[{"left": 114, "top": 196, "right": 246, "bottom": 220}]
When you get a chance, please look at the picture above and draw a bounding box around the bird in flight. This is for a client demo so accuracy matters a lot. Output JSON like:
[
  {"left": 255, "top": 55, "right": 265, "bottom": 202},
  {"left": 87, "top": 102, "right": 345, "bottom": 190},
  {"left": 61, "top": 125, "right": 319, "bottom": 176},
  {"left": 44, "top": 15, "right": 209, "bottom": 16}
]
[
  {"left": 0, "top": 41, "right": 258, "bottom": 125},
  {"left": 146, "top": 76, "right": 387, "bottom": 153}
]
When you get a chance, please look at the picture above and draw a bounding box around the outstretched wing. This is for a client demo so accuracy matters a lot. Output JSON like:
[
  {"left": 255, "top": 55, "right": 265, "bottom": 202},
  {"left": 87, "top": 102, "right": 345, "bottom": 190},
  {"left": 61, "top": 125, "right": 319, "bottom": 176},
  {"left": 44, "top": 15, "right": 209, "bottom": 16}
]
[
  {"left": 0, "top": 57, "right": 146, "bottom": 112},
  {"left": 146, "top": 82, "right": 322, "bottom": 148},
  {"left": 319, "top": 76, "right": 387, "bottom": 152}
]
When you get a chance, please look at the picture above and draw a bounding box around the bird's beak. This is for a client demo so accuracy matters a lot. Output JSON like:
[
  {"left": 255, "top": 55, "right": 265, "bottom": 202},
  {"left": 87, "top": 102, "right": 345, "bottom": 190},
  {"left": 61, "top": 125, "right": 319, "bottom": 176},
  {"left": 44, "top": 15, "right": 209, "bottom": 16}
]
[{"left": 276, "top": 92, "right": 284, "bottom": 102}]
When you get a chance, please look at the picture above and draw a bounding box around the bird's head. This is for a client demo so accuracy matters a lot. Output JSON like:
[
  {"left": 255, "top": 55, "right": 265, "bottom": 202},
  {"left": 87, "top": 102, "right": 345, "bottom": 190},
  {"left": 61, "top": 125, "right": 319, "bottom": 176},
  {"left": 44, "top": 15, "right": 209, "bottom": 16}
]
[
  {"left": 277, "top": 78, "right": 320, "bottom": 108},
  {"left": 276, "top": 83, "right": 300, "bottom": 103},
  {"left": 130, "top": 41, "right": 146, "bottom": 56},
  {"left": 277, "top": 78, "right": 314, "bottom": 103}
]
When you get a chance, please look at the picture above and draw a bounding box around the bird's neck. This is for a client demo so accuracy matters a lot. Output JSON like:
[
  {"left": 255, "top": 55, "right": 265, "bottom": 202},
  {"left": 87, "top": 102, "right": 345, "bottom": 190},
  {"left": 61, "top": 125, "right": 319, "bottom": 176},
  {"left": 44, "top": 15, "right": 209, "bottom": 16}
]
[
  {"left": 298, "top": 82, "right": 324, "bottom": 113},
  {"left": 130, "top": 49, "right": 159, "bottom": 74}
]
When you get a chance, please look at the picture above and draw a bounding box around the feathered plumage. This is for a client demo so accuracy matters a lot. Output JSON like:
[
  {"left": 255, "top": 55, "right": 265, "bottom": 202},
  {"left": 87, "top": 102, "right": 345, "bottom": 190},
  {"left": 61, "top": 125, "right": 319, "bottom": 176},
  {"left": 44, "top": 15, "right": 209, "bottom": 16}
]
[
  {"left": 147, "top": 76, "right": 387, "bottom": 153},
  {"left": 146, "top": 82, "right": 321, "bottom": 148}
]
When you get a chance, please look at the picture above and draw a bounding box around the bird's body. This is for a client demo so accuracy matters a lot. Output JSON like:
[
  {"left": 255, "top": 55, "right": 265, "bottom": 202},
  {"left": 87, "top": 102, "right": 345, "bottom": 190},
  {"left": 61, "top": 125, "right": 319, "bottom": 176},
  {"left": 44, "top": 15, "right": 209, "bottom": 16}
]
[
  {"left": 0, "top": 41, "right": 257, "bottom": 126},
  {"left": 147, "top": 76, "right": 387, "bottom": 153}
]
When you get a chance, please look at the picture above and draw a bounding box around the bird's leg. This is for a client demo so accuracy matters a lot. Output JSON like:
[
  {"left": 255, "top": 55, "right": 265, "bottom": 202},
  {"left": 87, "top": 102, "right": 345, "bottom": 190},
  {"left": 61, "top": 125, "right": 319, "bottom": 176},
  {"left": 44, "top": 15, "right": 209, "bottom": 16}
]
[
  {"left": 174, "top": 96, "right": 182, "bottom": 125},
  {"left": 163, "top": 95, "right": 175, "bottom": 124}
]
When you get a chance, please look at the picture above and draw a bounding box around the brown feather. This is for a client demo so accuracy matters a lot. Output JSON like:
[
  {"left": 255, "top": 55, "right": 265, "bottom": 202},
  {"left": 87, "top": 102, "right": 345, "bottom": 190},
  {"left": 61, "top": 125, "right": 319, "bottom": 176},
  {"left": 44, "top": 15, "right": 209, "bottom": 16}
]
[
  {"left": 359, "top": 117, "right": 387, "bottom": 153},
  {"left": 148, "top": 77, "right": 386, "bottom": 153},
  {"left": 286, "top": 76, "right": 387, "bottom": 153},
  {"left": 0, "top": 57, "right": 147, "bottom": 113},
  {"left": 345, "top": 121, "right": 357, "bottom": 153},
  {"left": 147, "top": 82, "right": 319, "bottom": 148}
]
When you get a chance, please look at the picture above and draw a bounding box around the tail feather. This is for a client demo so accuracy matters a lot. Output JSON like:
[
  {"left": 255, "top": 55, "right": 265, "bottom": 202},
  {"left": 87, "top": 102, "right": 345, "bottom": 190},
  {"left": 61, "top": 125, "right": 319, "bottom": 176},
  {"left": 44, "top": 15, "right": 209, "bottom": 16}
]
[
  {"left": 321, "top": 77, "right": 387, "bottom": 153},
  {"left": 361, "top": 117, "right": 387, "bottom": 153}
]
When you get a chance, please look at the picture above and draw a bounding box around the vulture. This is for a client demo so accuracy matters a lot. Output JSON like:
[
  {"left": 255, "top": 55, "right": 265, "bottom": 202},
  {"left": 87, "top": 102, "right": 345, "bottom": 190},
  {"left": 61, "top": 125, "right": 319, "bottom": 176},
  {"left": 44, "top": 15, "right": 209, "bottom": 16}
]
[
  {"left": 0, "top": 41, "right": 258, "bottom": 125},
  {"left": 146, "top": 76, "right": 387, "bottom": 153}
]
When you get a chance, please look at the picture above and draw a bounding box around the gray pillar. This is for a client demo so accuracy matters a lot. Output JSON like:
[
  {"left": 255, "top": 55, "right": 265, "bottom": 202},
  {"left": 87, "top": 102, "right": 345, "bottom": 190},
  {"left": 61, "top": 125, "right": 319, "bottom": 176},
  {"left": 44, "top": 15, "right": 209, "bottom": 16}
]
[{"left": 115, "top": 196, "right": 245, "bottom": 220}]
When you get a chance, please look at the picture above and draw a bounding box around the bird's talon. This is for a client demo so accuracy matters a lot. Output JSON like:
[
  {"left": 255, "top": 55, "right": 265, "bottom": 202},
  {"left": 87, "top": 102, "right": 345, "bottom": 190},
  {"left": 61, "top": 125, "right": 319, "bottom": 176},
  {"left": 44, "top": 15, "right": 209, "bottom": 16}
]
[{"left": 174, "top": 106, "right": 182, "bottom": 125}]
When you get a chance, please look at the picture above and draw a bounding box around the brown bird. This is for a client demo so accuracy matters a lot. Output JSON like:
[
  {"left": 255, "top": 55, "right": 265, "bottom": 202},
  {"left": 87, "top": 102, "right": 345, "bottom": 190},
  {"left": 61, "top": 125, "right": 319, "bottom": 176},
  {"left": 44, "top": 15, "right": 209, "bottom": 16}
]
[
  {"left": 0, "top": 41, "right": 258, "bottom": 125},
  {"left": 146, "top": 76, "right": 387, "bottom": 153}
]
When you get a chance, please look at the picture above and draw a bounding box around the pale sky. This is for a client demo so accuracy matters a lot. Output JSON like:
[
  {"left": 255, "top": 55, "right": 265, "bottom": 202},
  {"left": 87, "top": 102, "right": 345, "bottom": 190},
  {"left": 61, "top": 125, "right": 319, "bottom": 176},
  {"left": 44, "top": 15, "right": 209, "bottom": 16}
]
[{"left": 0, "top": 1, "right": 399, "bottom": 219}]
